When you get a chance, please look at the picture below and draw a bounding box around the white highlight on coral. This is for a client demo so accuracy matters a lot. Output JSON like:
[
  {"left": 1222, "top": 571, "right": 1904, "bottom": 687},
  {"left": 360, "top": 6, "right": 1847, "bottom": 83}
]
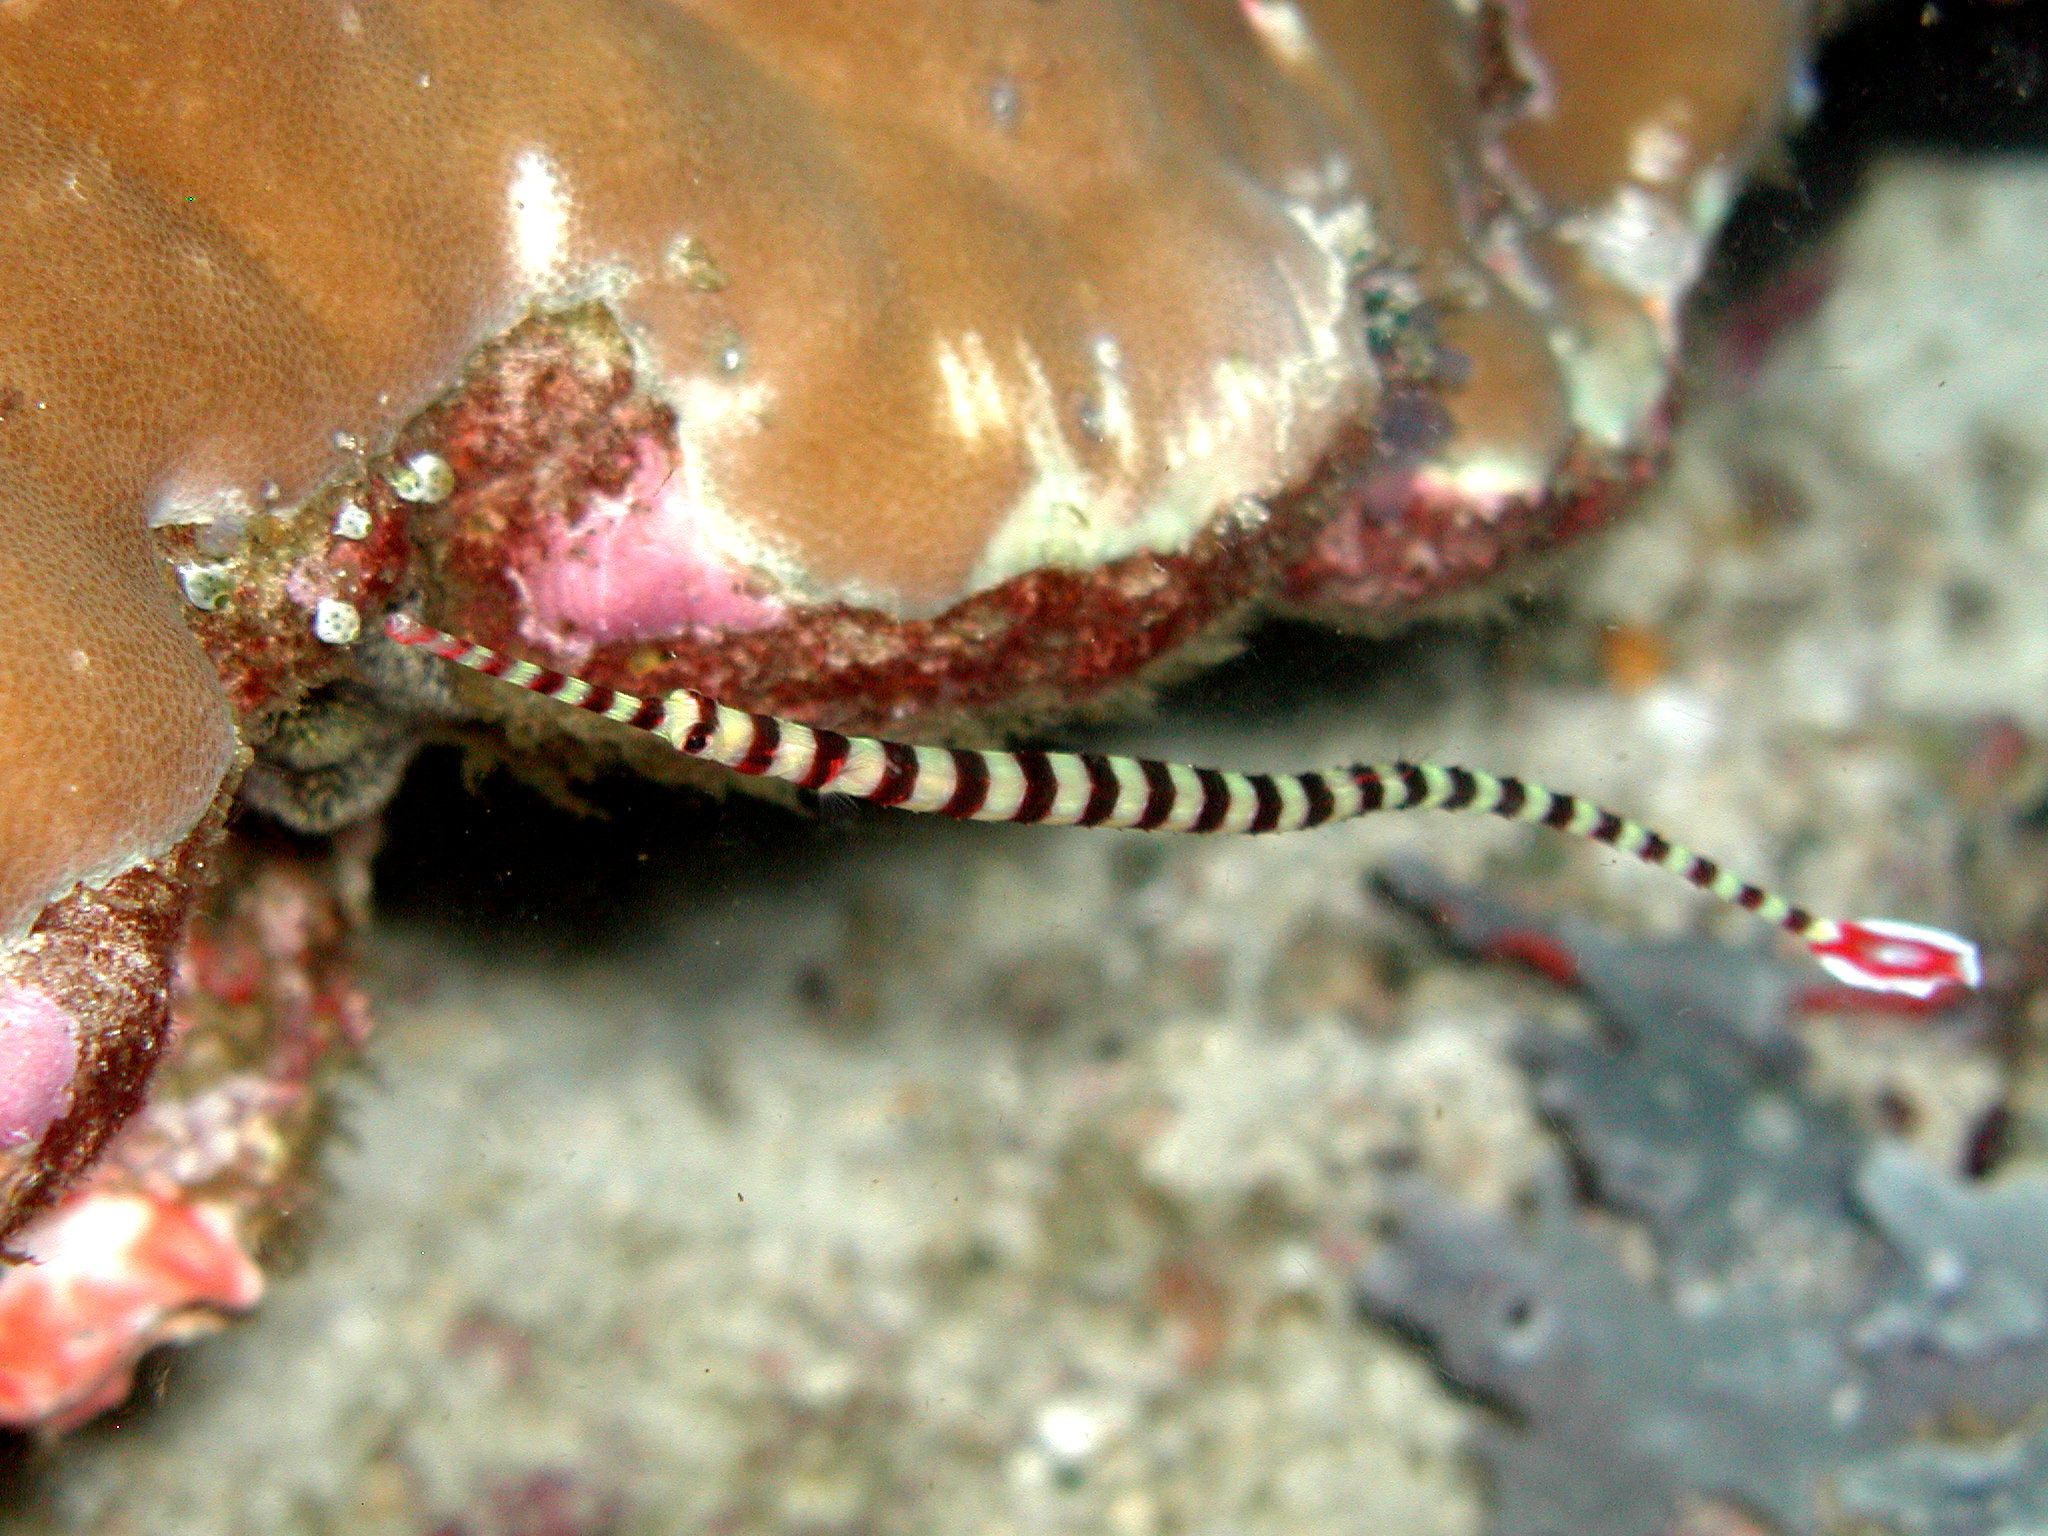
[
  {"left": 507, "top": 147, "right": 571, "bottom": 289},
  {"left": 1077, "top": 333, "right": 1138, "bottom": 471},
  {"left": 1237, "top": 0, "right": 1318, "bottom": 66},
  {"left": 934, "top": 331, "right": 1013, "bottom": 445},
  {"left": 1637, "top": 683, "right": 1722, "bottom": 758},
  {"left": 1036, "top": 1402, "right": 1110, "bottom": 1465},
  {"left": 662, "top": 233, "right": 729, "bottom": 291},
  {"left": 1564, "top": 186, "right": 1705, "bottom": 312},
  {"left": 148, "top": 483, "right": 258, "bottom": 529},
  {"left": 1628, "top": 117, "right": 1692, "bottom": 186},
  {"left": 964, "top": 185, "right": 1373, "bottom": 593},
  {"left": 1411, "top": 450, "right": 1549, "bottom": 512}
]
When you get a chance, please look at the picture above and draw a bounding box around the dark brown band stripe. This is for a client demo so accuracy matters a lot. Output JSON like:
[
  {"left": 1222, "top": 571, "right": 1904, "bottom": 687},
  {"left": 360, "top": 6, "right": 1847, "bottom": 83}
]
[
  {"left": 801, "top": 730, "right": 852, "bottom": 791},
  {"left": 682, "top": 694, "right": 715, "bottom": 755},
  {"left": 871, "top": 740, "right": 921, "bottom": 807},
  {"left": 1494, "top": 777, "right": 1528, "bottom": 818},
  {"left": 1192, "top": 768, "right": 1231, "bottom": 832},
  {"left": 1249, "top": 776, "right": 1284, "bottom": 834},
  {"left": 735, "top": 713, "right": 780, "bottom": 777},
  {"left": 1300, "top": 773, "right": 1336, "bottom": 829},
  {"left": 1080, "top": 754, "right": 1120, "bottom": 828},
  {"left": 1138, "top": 760, "right": 1176, "bottom": 831},
  {"left": 942, "top": 749, "right": 991, "bottom": 819},
  {"left": 1441, "top": 766, "right": 1479, "bottom": 811},
  {"left": 1014, "top": 751, "right": 1060, "bottom": 825}
]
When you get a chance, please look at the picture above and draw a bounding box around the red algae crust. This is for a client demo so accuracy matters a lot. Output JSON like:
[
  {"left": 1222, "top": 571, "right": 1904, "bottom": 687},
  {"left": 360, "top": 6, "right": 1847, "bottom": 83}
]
[
  {"left": 417, "top": 309, "right": 1648, "bottom": 736},
  {"left": 0, "top": 805, "right": 228, "bottom": 1246}
]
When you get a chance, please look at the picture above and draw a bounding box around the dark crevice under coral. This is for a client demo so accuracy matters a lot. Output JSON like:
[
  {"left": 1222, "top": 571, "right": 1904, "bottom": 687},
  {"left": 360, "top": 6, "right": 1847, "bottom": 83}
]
[{"left": 1703, "top": 0, "right": 2048, "bottom": 308}]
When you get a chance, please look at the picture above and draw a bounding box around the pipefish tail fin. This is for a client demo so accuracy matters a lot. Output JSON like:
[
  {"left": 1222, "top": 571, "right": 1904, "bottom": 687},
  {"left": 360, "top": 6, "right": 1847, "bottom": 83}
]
[{"left": 383, "top": 612, "right": 1981, "bottom": 1000}]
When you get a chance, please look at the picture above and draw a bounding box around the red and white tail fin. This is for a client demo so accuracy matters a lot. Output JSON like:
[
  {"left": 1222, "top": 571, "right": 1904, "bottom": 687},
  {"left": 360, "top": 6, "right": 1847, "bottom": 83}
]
[{"left": 1806, "top": 919, "right": 1982, "bottom": 1001}]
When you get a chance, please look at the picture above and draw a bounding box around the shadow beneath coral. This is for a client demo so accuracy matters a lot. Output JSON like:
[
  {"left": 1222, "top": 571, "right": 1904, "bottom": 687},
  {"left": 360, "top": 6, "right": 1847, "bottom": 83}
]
[{"left": 371, "top": 744, "right": 863, "bottom": 960}]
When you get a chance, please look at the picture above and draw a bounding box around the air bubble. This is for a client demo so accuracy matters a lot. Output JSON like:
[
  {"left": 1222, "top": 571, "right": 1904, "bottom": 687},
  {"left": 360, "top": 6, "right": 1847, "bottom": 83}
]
[
  {"left": 387, "top": 452, "right": 454, "bottom": 504},
  {"left": 313, "top": 598, "right": 362, "bottom": 645},
  {"left": 194, "top": 516, "right": 247, "bottom": 558},
  {"left": 987, "top": 75, "right": 1022, "bottom": 130},
  {"left": 177, "top": 563, "right": 237, "bottom": 612},
  {"left": 331, "top": 501, "right": 373, "bottom": 540}
]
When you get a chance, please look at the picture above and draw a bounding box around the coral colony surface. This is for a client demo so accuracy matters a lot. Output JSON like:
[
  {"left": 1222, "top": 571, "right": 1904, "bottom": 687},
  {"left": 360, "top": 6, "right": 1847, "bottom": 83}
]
[{"left": 0, "top": 0, "right": 1812, "bottom": 1433}]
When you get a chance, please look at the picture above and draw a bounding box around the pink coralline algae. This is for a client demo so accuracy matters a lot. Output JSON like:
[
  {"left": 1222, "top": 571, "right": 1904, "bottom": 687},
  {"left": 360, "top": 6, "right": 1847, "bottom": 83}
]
[
  {"left": 508, "top": 437, "right": 789, "bottom": 660},
  {"left": 0, "top": 1, "right": 1813, "bottom": 1431},
  {"left": 0, "top": 1192, "right": 262, "bottom": 1435},
  {"left": 0, "top": 984, "right": 77, "bottom": 1151}
]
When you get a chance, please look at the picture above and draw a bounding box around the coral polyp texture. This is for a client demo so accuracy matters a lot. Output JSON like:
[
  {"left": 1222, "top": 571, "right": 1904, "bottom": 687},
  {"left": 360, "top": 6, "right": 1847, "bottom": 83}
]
[{"left": 0, "top": 0, "right": 1808, "bottom": 1429}]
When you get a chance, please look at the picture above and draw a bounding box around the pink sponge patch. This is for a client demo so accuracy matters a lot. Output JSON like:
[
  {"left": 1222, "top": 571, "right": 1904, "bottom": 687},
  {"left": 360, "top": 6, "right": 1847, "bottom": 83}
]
[
  {"left": 0, "top": 981, "right": 79, "bottom": 1148},
  {"left": 512, "top": 436, "right": 786, "bottom": 659}
]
